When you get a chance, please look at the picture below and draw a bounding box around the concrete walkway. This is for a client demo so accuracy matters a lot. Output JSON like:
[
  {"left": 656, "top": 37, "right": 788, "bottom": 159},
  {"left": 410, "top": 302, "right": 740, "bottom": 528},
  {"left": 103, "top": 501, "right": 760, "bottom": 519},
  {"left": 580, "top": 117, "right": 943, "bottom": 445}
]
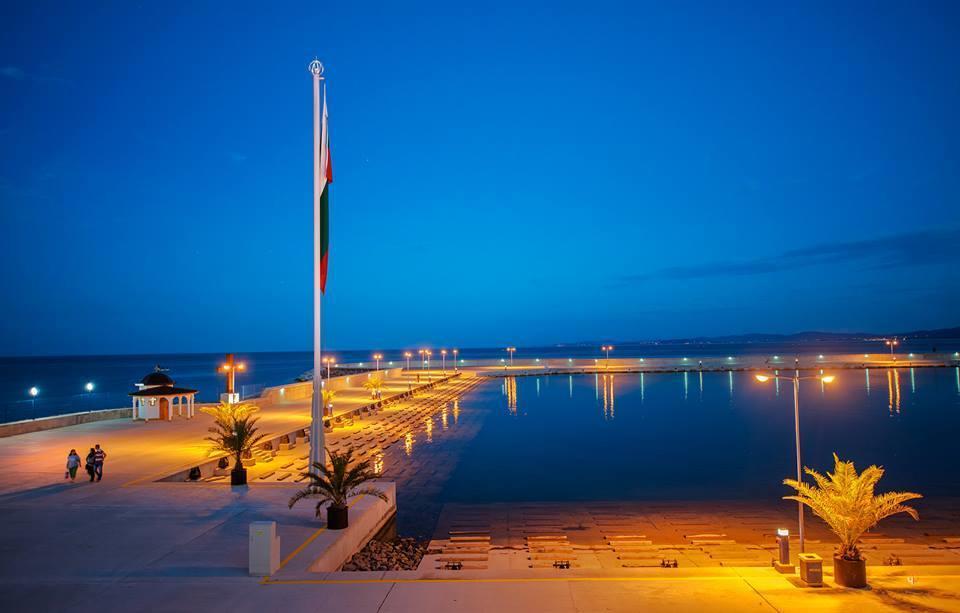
[{"left": 2, "top": 373, "right": 960, "bottom": 611}]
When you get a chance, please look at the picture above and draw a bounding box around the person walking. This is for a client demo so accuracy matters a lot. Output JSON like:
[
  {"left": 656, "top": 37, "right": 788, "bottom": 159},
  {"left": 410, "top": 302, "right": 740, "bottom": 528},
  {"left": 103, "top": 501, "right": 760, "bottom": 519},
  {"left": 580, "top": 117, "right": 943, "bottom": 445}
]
[
  {"left": 65, "top": 449, "right": 81, "bottom": 482},
  {"left": 93, "top": 444, "right": 106, "bottom": 482},
  {"left": 85, "top": 448, "right": 96, "bottom": 482}
]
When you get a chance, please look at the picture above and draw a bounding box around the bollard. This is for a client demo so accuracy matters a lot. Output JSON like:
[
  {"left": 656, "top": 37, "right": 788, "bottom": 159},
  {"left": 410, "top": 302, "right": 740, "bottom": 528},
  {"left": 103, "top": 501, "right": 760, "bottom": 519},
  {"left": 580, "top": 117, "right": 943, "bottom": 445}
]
[
  {"left": 773, "top": 528, "right": 795, "bottom": 573},
  {"left": 249, "top": 521, "right": 280, "bottom": 576}
]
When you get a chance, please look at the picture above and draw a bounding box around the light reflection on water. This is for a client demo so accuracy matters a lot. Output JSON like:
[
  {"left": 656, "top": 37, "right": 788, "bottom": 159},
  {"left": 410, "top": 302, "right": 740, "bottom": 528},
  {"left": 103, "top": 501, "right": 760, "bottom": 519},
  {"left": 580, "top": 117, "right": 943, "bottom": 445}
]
[{"left": 441, "top": 368, "right": 960, "bottom": 503}]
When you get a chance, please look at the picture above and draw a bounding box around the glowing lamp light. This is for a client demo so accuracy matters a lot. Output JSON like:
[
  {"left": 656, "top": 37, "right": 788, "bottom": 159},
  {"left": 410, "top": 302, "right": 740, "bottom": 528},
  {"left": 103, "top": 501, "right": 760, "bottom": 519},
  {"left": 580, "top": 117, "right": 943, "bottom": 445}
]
[
  {"left": 29, "top": 387, "right": 39, "bottom": 397},
  {"left": 776, "top": 528, "right": 789, "bottom": 537},
  {"left": 820, "top": 375, "right": 836, "bottom": 384},
  {"left": 755, "top": 375, "right": 770, "bottom": 383},
  {"left": 909, "top": 353, "right": 915, "bottom": 358},
  {"left": 221, "top": 364, "right": 231, "bottom": 371},
  {"left": 639, "top": 358, "right": 645, "bottom": 362},
  {"left": 84, "top": 382, "right": 95, "bottom": 392},
  {"left": 237, "top": 362, "right": 246, "bottom": 371},
  {"left": 818, "top": 354, "right": 824, "bottom": 359}
]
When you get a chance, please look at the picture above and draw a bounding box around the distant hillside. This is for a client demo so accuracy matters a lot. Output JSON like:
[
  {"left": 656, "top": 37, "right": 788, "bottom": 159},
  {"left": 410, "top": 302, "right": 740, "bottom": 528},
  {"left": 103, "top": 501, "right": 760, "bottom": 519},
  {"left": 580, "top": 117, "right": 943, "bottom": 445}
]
[{"left": 568, "top": 326, "right": 960, "bottom": 346}]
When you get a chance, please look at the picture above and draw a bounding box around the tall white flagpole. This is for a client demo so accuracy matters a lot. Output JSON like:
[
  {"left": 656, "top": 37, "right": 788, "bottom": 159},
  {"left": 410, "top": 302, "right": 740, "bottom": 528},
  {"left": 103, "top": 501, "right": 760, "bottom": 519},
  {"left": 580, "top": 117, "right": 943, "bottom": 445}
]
[{"left": 309, "top": 59, "right": 325, "bottom": 471}]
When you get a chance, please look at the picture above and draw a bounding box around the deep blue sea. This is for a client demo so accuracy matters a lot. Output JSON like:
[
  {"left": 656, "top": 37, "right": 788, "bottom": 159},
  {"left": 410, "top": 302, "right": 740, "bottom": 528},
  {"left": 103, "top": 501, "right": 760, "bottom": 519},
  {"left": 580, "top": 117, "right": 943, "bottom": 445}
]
[{"left": 1, "top": 339, "right": 957, "bottom": 424}]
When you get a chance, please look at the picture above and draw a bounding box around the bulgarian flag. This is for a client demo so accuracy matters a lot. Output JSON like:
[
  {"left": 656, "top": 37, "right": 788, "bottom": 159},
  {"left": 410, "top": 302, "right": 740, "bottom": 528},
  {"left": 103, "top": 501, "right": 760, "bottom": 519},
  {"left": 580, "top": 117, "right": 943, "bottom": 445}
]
[{"left": 318, "top": 90, "right": 333, "bottom": 293}]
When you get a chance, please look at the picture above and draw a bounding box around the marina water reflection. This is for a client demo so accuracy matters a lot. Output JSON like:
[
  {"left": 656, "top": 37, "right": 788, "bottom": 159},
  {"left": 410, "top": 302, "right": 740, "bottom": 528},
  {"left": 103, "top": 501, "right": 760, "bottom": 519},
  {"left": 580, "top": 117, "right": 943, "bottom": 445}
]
[{"left": 440, "top": 367, "right": 960, "bottom": 504}]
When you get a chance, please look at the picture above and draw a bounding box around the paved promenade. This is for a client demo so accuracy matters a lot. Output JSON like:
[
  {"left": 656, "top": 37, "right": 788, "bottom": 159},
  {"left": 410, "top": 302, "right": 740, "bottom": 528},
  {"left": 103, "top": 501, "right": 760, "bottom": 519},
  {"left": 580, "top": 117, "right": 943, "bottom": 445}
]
[{"left": 2, "top": 370, "right": 960, "bottom": 611}]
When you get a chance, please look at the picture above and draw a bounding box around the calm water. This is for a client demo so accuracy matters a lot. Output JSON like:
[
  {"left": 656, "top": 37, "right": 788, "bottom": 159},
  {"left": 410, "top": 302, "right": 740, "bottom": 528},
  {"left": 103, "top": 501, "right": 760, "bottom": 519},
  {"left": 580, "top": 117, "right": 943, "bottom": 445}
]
[
  {"left": 2, "top": 339, "right": 957, "bottom": 423},
  {"left": 433, "top": 367, "right": 960, "bottom": 507}
]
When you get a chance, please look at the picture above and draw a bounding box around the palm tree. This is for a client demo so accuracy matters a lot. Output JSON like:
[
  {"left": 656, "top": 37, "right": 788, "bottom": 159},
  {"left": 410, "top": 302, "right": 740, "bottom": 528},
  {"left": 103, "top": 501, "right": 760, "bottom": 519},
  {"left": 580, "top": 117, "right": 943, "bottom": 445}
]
[
  {"left": 288, "top": 447, "right": 388, "bottom": 529},
  {"left": 784, "top": 453, "right": 921, "bottom": 587},
  {"left": 202, "top": 401, "right": 266, "bottom": 485},
  {"left": 362, "top": 374, "right": 384, "bottom": 399},
  {"left": 321, "top": 388, "right": 337, "bottom": 416}
]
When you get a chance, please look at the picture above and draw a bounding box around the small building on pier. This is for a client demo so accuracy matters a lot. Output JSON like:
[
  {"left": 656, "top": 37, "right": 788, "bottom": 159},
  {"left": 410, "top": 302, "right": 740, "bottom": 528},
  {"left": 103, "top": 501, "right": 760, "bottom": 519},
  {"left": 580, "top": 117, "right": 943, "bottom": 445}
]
[{"left": 129, "top": 367, "right": 198, "bottom": 421}]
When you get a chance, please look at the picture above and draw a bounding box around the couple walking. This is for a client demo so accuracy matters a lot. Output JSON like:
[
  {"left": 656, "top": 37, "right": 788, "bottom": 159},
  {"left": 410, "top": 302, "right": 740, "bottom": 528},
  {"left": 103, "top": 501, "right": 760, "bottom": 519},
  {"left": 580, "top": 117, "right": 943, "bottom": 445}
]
[{"left": 65, "top": 444, "right": 106, "bottom": 482}]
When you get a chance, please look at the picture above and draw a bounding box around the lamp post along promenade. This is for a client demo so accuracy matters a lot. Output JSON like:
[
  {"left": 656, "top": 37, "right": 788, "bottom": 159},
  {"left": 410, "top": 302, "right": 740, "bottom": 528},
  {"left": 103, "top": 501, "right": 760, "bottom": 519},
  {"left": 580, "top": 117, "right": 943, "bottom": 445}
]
[{"left": 309, "top": 59, "right": 332, "bottom": 471}]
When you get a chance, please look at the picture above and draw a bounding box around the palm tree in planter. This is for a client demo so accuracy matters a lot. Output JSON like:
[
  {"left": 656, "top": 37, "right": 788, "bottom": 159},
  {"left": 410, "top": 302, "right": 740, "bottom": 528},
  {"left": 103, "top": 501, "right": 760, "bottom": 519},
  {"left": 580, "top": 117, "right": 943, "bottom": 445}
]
[
  {"left": 321, "top": 388, "right": 337, "bottom": 417},
  {"left": 288, "top": 447, "right": 388, "bottom": 529},
  {"left": 362, "top": 374, "right": 384, "bottom": 400},
  {"left": 784, "top": 453, "right": 921, "bottom": 588},
  {"left": 202, "top": 401, "right": 266, "bottom": 486}
]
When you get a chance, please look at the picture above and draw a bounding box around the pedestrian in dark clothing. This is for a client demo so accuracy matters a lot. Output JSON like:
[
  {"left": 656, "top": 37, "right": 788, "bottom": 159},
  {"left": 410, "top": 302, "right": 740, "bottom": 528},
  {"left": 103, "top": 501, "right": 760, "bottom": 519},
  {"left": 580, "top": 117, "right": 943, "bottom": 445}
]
[
  {"left": 93, "top": 444, "right": 106, "bottom": 482},
  {"left": 85, "top": 448, "right": 96, "bottom": 482}
]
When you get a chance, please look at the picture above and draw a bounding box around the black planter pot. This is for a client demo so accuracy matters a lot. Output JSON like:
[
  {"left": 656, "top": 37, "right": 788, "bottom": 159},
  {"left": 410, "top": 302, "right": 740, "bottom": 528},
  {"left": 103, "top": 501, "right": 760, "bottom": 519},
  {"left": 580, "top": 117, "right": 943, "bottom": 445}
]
[
  {"left": 230, "top": 467, "right": 247, "bottom": 486},
  {"left": 833, "top": 555, "right": 867, "bottom": 588},
  {"left": 327, "top": 504, "right": 349, "bottom": 530}
]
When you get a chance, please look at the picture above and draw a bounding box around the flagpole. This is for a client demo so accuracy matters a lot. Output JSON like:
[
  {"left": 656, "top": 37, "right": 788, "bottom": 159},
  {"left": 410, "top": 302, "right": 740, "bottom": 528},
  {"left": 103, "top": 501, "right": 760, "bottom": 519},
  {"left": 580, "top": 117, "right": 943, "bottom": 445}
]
[{"left": 309, "top": 59, "right": 325, "bottom": 471}]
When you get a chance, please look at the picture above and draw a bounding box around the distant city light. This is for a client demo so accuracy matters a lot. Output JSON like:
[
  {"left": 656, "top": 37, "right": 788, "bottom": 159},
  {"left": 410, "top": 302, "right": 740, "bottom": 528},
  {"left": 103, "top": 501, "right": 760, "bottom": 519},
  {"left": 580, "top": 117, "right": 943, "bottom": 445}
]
[
  {"left": 821, "top": 375, "right": 836, "bottom": 384},
  {"left": 85, "top": 382, "right": 95, "bottom": 392},
  {"left": 29, "top": 387, "right": 39, "bottom": 397},
  {"left": 818, "top": 355, "right": 824, "bottom": 359},
  {"left": 755, "top": 375, "right": 770, "bottom": 382}
]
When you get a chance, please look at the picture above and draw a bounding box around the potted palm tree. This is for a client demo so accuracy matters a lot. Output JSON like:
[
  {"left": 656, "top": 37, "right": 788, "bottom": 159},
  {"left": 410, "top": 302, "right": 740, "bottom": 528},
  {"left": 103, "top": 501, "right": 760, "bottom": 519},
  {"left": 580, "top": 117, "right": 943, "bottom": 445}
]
[
  {"left": 321, "top": 388, "right": 337, "bottom": 416},
  {"left": 202, "top": 401, "right": 266, "bottom": 486},
  {"left": 288, "top": 447, "right": 388, "bottom": 529},
  {"left": 784, "top": 453, "right": 921, "bottom": 588},
  {"left": 362, "top": 374, "right": 384, "bottom": 400}
]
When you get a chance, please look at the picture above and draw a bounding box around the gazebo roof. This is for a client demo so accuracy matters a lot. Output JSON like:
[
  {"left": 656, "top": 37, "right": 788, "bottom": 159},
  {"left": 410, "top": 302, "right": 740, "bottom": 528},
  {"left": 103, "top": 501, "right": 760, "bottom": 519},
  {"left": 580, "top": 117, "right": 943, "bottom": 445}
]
[
  {"left": 140, "top": 370, "right": 175, "bottom": 387},
  {"left": 129, "top": 385, "right": 198, "bottom": 397}
]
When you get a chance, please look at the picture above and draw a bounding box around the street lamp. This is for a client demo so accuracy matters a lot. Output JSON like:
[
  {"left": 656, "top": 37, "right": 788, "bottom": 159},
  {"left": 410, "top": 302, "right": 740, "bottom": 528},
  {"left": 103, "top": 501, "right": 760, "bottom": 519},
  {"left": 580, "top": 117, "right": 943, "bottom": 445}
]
[
  {"left": 425, "top": 350, "right": 432, "bottom": 369},
  {"left": 441, "top": 349, "right": 447, "bottom": 373},
  {"left": 452, "top": 349, "right": 459, "bottom": 371},
  {"left": 404, "top": 351, "right": 412, "bottom": 370},
  {"left": 373, "top": 353, "right": 383, "bottom": 371},
  {"left": 506, "top": 347, "right": 516, "bottom": 366},
  {"left": 601, "top": 345, "right": 613, "bottom": 369},
  {"left": 755, "top": 369, "right": 836, "bottom": 553},
  {"left": 418, "top": 349, "right": 426, "bottom": 369},
  {"left": 85, "top": 382, "right": 95, "bottom": 393},
  {"left": 323, "top": 356, "right": 334, "bottom": 379},
  {"left": 218, "top": 354, "right": 247, "bottom": 403},
  {"left": 885, "top": 338, "right": 899, "bottom": 360}
]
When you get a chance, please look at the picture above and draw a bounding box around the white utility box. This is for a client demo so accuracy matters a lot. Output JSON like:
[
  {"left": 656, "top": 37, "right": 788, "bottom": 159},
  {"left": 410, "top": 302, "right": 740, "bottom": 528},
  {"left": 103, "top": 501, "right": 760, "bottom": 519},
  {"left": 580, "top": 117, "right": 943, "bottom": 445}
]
[{"left": 249, "top": 521, "right": 280, "bottom": 576}]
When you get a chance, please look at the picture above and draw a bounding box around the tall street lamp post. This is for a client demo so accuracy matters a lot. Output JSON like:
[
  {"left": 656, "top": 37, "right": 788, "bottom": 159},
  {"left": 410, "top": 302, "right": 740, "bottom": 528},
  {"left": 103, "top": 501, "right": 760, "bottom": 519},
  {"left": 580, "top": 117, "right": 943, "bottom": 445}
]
[
  {"left": 404, "top": 351, "right": 412, "bottom": 370},
  {"left": 373, "top": 353, "right": 382, "bottom": 371},
  {"left": 506, "top": 347, "right": 516, "bottom": 366},
  {"left": 441, "top": 349, "right": 447, "bottom": 373},
  {"left": 601, "top": 345, "right": 614, "bottom": 369},
  {"left": 886, "top": 338, "right": 899, "bottom": 360},
  {"left": 755, "top": 369, "right": 836, "bottom": 553},
  {"left": 453, "top": 348, "right": 459, "bottom": 371},
  {"left": 219, "top": 354, "right": 246, "bottom": 403},
  {"left": 322, "top": 356, "right": 334, "bottom": 379}
]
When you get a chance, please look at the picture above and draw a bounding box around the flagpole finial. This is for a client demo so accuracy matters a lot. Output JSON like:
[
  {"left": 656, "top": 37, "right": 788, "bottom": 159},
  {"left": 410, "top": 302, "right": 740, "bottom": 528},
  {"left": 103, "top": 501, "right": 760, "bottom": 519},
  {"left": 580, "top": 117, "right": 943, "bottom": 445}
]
[{"left": 308, "top": 59, "right": 324, "bottom": 79}]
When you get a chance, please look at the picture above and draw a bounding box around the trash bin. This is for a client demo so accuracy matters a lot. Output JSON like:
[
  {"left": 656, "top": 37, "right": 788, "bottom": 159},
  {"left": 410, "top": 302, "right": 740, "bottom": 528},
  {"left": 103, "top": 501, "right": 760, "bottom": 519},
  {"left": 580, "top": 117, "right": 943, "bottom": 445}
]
[{"left": 798, "top": 553, "right": 823, "bottom": 586}]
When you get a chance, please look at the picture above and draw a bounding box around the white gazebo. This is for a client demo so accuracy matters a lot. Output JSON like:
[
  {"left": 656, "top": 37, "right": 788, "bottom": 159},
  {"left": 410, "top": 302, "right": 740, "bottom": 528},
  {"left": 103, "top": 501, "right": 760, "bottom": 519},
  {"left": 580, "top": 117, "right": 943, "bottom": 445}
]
[{"left": 129, "top": 367, "right": 198, "bottom": 421}]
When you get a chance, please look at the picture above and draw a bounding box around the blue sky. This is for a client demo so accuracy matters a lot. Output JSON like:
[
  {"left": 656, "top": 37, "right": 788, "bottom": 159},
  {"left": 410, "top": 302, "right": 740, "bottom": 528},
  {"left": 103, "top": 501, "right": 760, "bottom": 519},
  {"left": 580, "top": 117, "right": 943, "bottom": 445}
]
[{"left": 1, "top": 1, "right": 958, "bottom": 356}]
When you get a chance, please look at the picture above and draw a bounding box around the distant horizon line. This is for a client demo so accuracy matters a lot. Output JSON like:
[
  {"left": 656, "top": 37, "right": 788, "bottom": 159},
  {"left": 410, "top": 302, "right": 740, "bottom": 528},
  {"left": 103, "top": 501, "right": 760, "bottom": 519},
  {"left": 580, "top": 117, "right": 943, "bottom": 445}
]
[{"left": 3, "top": 325, "right": 958, "bottom": 360}]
